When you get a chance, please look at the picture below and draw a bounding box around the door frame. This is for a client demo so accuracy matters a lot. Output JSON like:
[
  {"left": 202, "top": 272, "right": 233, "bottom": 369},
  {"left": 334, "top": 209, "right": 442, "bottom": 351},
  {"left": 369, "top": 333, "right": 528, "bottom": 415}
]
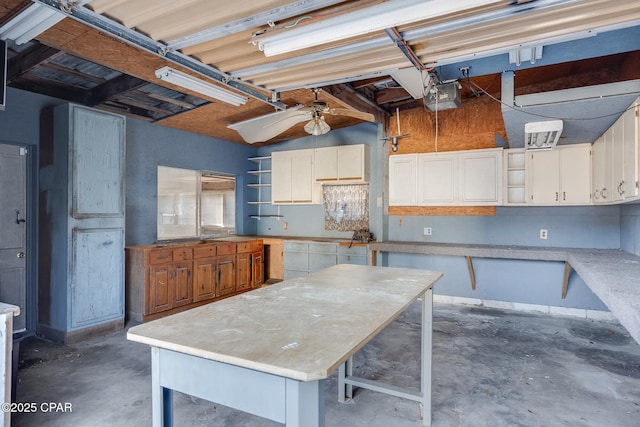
[{"left": 0, "top": 140, "right": 37, "bottom": 337}]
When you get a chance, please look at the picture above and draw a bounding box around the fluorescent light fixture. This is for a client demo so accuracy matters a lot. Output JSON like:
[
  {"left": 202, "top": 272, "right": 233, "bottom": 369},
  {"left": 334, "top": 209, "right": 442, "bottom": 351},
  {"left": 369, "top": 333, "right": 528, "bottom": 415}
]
[
  {"left": 255, "top": 0, "right": 503, "bottom": 56},
  {"left": 392, "top": 68, "right": 432, "bottom": 100},
  {"left": 155, "top": 66, "right": 247, "bottom": 106},
  {"left": 525, "top": 120, "right": 563, "bottom": 150},
  {"left": 0, "top": 3, "right": 64, "bottom": 45}
]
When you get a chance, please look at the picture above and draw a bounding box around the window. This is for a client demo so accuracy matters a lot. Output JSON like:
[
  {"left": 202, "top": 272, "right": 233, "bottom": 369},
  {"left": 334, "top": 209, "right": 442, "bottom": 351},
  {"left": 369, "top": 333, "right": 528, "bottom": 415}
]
[{"left": 157, "top": 166, "right": 235, "bottom": 240}]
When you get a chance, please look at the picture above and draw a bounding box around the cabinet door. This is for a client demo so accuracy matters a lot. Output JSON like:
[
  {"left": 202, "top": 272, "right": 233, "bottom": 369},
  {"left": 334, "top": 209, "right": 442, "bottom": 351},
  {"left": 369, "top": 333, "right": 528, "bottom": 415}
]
[
  {"left": 417, "top": 153, "right": 457, "bottom": 205},
  {"left": 217, "top": 255, "right": 237, "bottom": 296},
  {"left": 389, "top": 154, "right": 417, "bottom": 206},
  {"left": 149, "top": 265, "right": 173, "bottom": 313},
  {"left": 290, "top": 149, "right": 314, "bottom": 202},
  {"left": 273, "top": 150, "right": 315, "bottom": 203},
  {"left": 314, "top": 147, "right": 338, "bottom": 181},
  {"left": 252, "top": 251, "right": 264, "bottom": 288},
  {"left": 338, "top": 145, "right": 366, "bottom": 180},
  {"left": 560, "top": 144, "right": 591, "bottom": 204},
  {"left": 236, "top": 252, "right": 252, "bottom": 291},
  {"left": 591, "top": 138, "right": 607, "bottom": 204},
  {"left": 173, "top": 261, "right": 193, "bottom": 307},
  {"left": 271, "top": 151, "right": 292, "bottom": 203},
  {"left": 193, "top": 258, "right": 216, "bottom": 302},
  {"left": 458, "top": 149, "right": 502, "bottom": 205},
  {"left": 620, "top": 106, "right": 639, "bottom": 200},
  {"left": 528, "top": 150, "right": 560, "bottom": 204}
]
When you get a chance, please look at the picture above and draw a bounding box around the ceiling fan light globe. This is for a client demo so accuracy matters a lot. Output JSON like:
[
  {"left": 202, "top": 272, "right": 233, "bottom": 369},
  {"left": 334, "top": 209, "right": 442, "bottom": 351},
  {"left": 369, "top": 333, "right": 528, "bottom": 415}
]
[{"left": 304, "top": 117, "right": 330, "bottom": 135}]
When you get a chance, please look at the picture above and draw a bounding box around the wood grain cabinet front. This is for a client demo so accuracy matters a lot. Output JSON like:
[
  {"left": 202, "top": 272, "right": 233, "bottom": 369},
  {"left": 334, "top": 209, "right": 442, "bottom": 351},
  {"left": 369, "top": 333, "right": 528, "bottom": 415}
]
[
  {"left": 126, "top": 239, "right": 264, "bottom": 322},
  {"left": 193, "top": 258, "right": 217, "bottom": 302}
]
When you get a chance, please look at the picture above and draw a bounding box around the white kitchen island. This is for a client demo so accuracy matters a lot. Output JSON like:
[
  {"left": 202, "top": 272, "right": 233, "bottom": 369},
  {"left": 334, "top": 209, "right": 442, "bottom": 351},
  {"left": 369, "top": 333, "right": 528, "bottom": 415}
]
[{"left": 127, "top": 264, "right": 443, "bottom": 426}]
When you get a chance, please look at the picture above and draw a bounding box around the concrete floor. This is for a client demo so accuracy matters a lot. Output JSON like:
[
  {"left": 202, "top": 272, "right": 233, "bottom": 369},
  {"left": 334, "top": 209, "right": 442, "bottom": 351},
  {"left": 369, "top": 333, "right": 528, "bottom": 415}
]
[{"left": 11, "top": 302, "right": 640, "bottom": 427}]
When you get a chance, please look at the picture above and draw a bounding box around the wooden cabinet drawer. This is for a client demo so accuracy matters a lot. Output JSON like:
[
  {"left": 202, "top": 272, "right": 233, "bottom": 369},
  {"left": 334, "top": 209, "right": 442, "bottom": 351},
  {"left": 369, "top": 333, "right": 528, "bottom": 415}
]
[
  {"left": 236, "top": 242, "right": 252, "bottom": 253},
  {"left": 173, "top": 247, "right": 193, "bottom": 261},
  {"left": 149, "top": 249, "right": 172, "bottom": 265},
  {"left": 193, "top": 245, "right": 217, "bottom": 259},
  {"left": 250, "top": 240, "right": 263, "bottom": 252},
  {"left": 217, "top": 242, "right": 236, "bottom": 255}
]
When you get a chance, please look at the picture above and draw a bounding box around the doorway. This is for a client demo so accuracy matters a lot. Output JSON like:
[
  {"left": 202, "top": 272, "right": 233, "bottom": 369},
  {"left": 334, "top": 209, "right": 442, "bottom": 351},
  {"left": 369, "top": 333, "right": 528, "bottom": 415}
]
[{"left": 0, "top": 143, "right": 28, "bottom": 332}]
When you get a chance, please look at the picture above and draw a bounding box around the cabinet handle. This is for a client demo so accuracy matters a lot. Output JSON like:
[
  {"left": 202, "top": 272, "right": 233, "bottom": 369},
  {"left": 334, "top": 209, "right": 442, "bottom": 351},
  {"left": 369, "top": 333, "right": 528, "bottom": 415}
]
[
  {"left": 563, "top": 192, "right": 566, "bottom": 201},
  {"left": 618, "top": 181, "right": 625, "bottom": 196},
  {"left": 593, "top": 190, "right": 599, "bottom": 200},
  {"left": 555, "top": 192, "right": 559, "bottom": 202},
  {"left": 601, "top": 188, "right": 608, "bottom": 199},
  {"left": 218, "top": 260, "right": 233, "bottom": 265}
]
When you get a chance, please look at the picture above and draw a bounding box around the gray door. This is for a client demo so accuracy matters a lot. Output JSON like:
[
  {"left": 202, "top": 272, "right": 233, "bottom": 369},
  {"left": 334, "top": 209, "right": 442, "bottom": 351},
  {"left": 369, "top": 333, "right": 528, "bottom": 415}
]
[{"left": 0, "top": 143, "right": 27, "bottom": 332}]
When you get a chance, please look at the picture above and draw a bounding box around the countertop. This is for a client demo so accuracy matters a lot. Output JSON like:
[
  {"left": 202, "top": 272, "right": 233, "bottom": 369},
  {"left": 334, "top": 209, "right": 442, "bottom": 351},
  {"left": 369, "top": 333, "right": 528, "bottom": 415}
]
[
  {"left": 369, "top": 241, "right": 640, "bottom": 345},
  {"left": 127, "top": 264, "right": 442, "bottom": 381}
]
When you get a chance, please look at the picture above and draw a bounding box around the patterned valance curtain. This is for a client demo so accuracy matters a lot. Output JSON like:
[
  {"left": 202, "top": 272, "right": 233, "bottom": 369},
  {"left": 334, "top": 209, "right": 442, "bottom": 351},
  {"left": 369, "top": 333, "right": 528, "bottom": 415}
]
[{"left": 322, "top": 184, "right": 369, "bottom": 231}]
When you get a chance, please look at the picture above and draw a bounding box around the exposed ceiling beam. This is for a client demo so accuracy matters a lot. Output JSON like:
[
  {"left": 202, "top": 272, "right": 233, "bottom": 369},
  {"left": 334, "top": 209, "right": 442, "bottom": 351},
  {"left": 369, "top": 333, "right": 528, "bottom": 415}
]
[
  {"left": 323, "top": 83, "right": 390, "bottom": 123},
  {"left": 138, "top": 91, "right": 198, "bottom": 109},
  {"left": 85, "top": 74, "right": 148, "bottom": 106},
  {"left": 375, "top": 87, "right": 412, "bottom": 104},
  {"left": 7, "top": 43, "right": 61, "bottom": 81},
  {"left": 351, "top": 76, "right": 396, "bottom": 90}
]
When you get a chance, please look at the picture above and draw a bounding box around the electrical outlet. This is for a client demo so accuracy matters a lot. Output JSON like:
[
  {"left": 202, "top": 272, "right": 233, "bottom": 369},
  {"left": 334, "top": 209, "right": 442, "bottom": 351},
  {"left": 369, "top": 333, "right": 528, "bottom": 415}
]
[
  {"left": 540, "top": 229, "right": 548, "bottom": 240},
  {"left": 424, "top": 227, "right": 432, "bottom": 236},
  {"left": 283, "top": 221, "right": 288, "bottom": 231}
]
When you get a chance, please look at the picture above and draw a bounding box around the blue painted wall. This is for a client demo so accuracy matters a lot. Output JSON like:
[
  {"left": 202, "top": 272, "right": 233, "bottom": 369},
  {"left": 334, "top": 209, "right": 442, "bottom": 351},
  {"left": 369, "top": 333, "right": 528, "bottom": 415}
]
[
  {"left": 125, "top": 119, "right": 258, "bottom": 245},
  {"left": 621, "top": 203, "right": 640, "bottom": 256}
]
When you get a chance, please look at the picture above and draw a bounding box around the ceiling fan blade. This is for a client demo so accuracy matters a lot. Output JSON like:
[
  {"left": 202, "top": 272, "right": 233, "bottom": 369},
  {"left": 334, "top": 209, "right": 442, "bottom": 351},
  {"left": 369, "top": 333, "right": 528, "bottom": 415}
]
[
  {"left": 327, "top": 108, "right": 375, "bottom": 122},
  {"left": 228, "top": 105, "right": 310, "bottom": 143}
]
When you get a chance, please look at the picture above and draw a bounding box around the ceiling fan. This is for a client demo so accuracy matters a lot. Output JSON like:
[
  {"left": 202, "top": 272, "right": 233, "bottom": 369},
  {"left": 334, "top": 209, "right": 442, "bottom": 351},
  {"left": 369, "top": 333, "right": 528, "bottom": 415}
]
[{"left": 228, "top": 89, "right": 375, "bottom": 143}]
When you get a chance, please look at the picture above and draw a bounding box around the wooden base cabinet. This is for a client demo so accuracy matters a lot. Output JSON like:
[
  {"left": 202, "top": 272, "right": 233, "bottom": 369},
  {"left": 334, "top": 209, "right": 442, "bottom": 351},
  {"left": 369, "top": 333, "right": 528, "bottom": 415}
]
[{"left": 126, "top": 239, "right": 263, "bottom": 322}]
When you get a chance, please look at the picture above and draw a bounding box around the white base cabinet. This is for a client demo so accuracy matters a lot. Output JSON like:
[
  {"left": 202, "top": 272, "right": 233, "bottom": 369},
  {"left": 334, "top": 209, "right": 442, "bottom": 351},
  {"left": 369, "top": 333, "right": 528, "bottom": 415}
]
[{"left": 283, "top": 240, "right": 368, "bottom": 280}]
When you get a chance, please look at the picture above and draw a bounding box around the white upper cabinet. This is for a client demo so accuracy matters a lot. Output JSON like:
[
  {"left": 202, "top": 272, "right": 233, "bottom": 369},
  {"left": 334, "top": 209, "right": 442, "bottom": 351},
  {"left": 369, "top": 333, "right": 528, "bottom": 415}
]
[
  {"left": 613, "top": 101, "right": 639, "bottom": 201},
  {"left": 592, "top": 97, "right": 640, "bottom": 204},
  {"left": 591, "top": 136, "right": 609, "bottom": 204},
  {"left": 560, "top": 144, "right": 592, "bottom": 204},
  {"left": 527, "top": 143, "right": 591, "bottom": 205},
  {"left": 458, "top": 148, "right": 503, "bottom": 205},
  {"left": 272, "top": 149, "right": 315, "bottom": 204},
  {"left": 417, "top": 152, "right": 457, "bottom": 205},
  {"left": 314, "top": 144, "right": 369, "bottom": 182},
  {"left": 391, "top": 148, "right": 503, "bottom": 207},
  {"left": 389, "top": 154, "right": 417, "bottom": 206}
]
